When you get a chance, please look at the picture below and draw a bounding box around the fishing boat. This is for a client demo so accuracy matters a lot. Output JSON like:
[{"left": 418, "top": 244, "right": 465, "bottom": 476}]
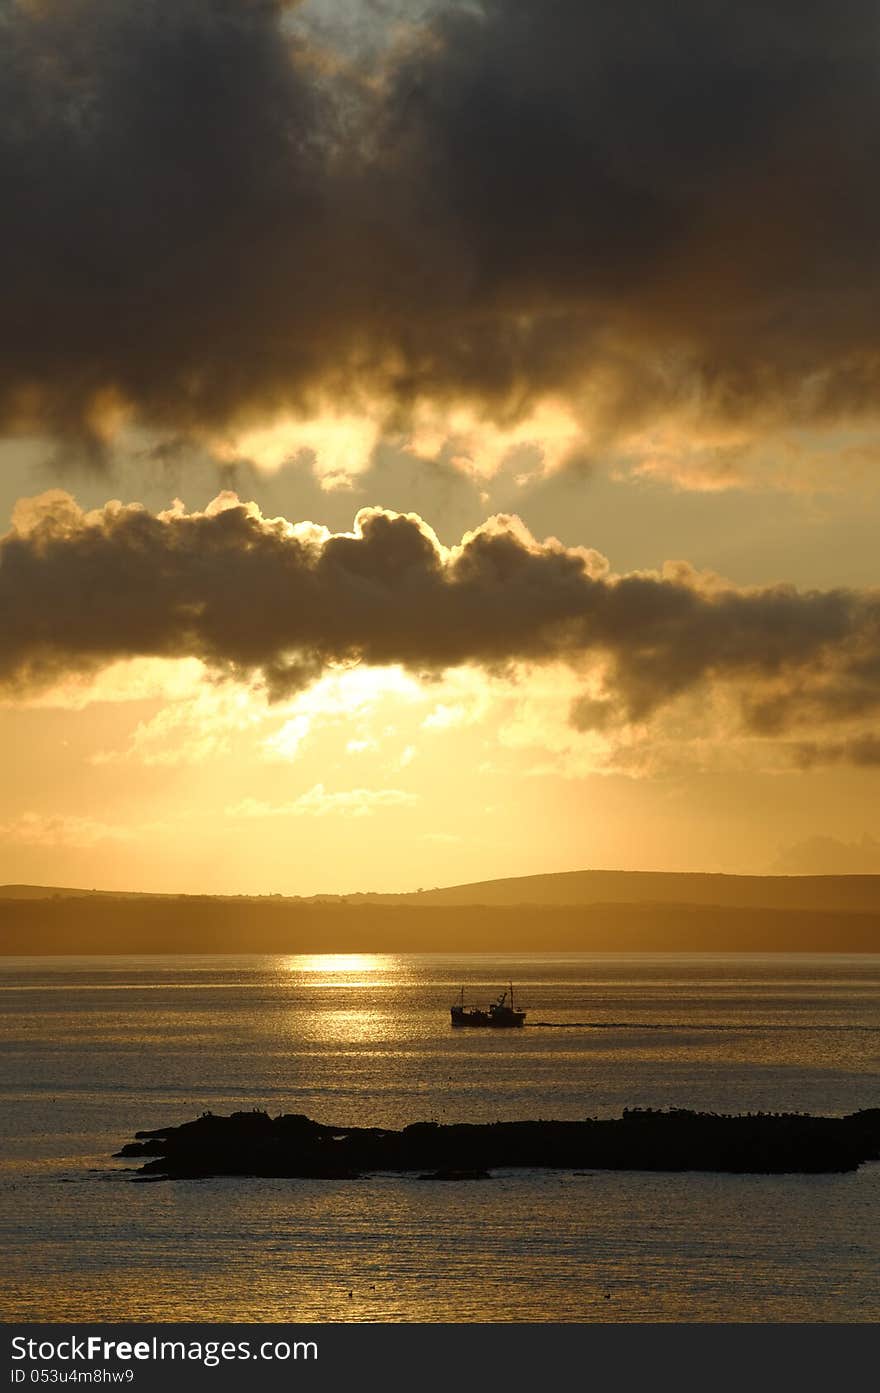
[{"left": 450, "top": 983, "right": 526, "bottom": 1028}]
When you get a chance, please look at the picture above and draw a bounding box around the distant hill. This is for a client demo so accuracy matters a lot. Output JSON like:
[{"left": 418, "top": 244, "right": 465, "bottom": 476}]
[
  {"left": 1, "top": 895, "right": 879, "bottom": 955},
  {"left": 364, "top": 869, "right": 880, "bottom": 915},
  {"left": 3, "top": 870, "right": 880, "bottom": 954},
  {"left": 6, "top": 869, "right": 880, "bottom": 914},
  {"left": 0, "top": 884, "right": 158, "bottom": 900},
  {"left": 0, "top": 884, "right": 97, "bottom": 899}
]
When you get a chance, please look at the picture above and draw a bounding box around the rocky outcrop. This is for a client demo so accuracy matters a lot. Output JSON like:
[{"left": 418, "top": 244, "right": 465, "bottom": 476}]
[{"left": 114, "top": 1106, "right": 880, "bottom": 1180}]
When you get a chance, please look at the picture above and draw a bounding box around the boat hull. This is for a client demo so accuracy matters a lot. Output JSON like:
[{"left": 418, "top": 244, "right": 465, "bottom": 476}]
[{"left": 450, "top": 1006, "right": 526, "bottom": 1028}]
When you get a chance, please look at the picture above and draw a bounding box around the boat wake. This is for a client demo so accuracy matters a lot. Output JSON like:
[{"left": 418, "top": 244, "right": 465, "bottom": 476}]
[{"left": 526, "top": 1020, "right": 879, "bottom": 1031}]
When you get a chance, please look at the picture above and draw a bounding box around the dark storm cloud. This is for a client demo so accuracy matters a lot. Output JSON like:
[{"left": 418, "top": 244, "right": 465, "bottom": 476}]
[
  {"left": 373, "top": 0, "right": 880, "bottom": 435},
  {"left": 3, "top": 493, "right": 880, "bottom": 759},
  {"left": 2, "top": 0, "right": 880, "bottom": 459},
  {"left": 0, "top": 0, "right": 341, "bottom": 445}
]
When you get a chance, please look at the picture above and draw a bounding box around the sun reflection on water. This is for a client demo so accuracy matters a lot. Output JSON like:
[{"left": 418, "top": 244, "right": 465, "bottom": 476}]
[
  {"left": 283, "top": 954, "right": 401, "bottom": 983},
  {"left": 305, "top": 1008, "right": 393, "bottom": 1043},
  {"left": 281, "top": 957, "right": 405, "bottom": 1038}
]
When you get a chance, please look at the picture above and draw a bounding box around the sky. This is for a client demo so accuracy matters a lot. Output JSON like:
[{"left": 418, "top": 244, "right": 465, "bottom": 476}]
[{"left": 2, "top": 0, "right": 880, "bottom": 893}]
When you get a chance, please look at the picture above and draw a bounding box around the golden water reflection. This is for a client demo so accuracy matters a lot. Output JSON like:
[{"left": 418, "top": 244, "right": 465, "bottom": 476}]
[
  {"left": 283, "top": 954, "right": 403, "bottom": 983},
  {"left": 279, "top": 955, "right": 405, "bottom": 1042},
  {"left": 305, "top": 1008, "right": 393, "bottom": 1043}
]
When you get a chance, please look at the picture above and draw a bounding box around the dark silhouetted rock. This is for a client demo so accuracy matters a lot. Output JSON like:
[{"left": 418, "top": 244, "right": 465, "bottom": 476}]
[{"left": 113, "top": 1105, "right": 880, "bottom": 1181}]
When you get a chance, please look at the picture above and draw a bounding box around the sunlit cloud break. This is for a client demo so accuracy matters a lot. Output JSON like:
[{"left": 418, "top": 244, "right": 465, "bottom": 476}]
[{"left": 3, "top": 491, "right": 880, "bottom": 766}]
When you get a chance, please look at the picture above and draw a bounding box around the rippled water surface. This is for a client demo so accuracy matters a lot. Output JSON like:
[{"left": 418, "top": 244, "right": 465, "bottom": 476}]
[{"left": 1, "top": 952, "right": 878, "bottom": 1321}]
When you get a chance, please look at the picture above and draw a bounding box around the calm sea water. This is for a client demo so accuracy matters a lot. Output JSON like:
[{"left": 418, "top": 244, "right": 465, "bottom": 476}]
[{"left": 1, "top": 952, "right": 878, "bottom": 1322}]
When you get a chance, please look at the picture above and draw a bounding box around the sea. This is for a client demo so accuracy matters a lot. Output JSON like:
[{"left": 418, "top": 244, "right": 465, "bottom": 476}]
[{"left": 1, "top": 952, "right": 878, "bottom": 1323}]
